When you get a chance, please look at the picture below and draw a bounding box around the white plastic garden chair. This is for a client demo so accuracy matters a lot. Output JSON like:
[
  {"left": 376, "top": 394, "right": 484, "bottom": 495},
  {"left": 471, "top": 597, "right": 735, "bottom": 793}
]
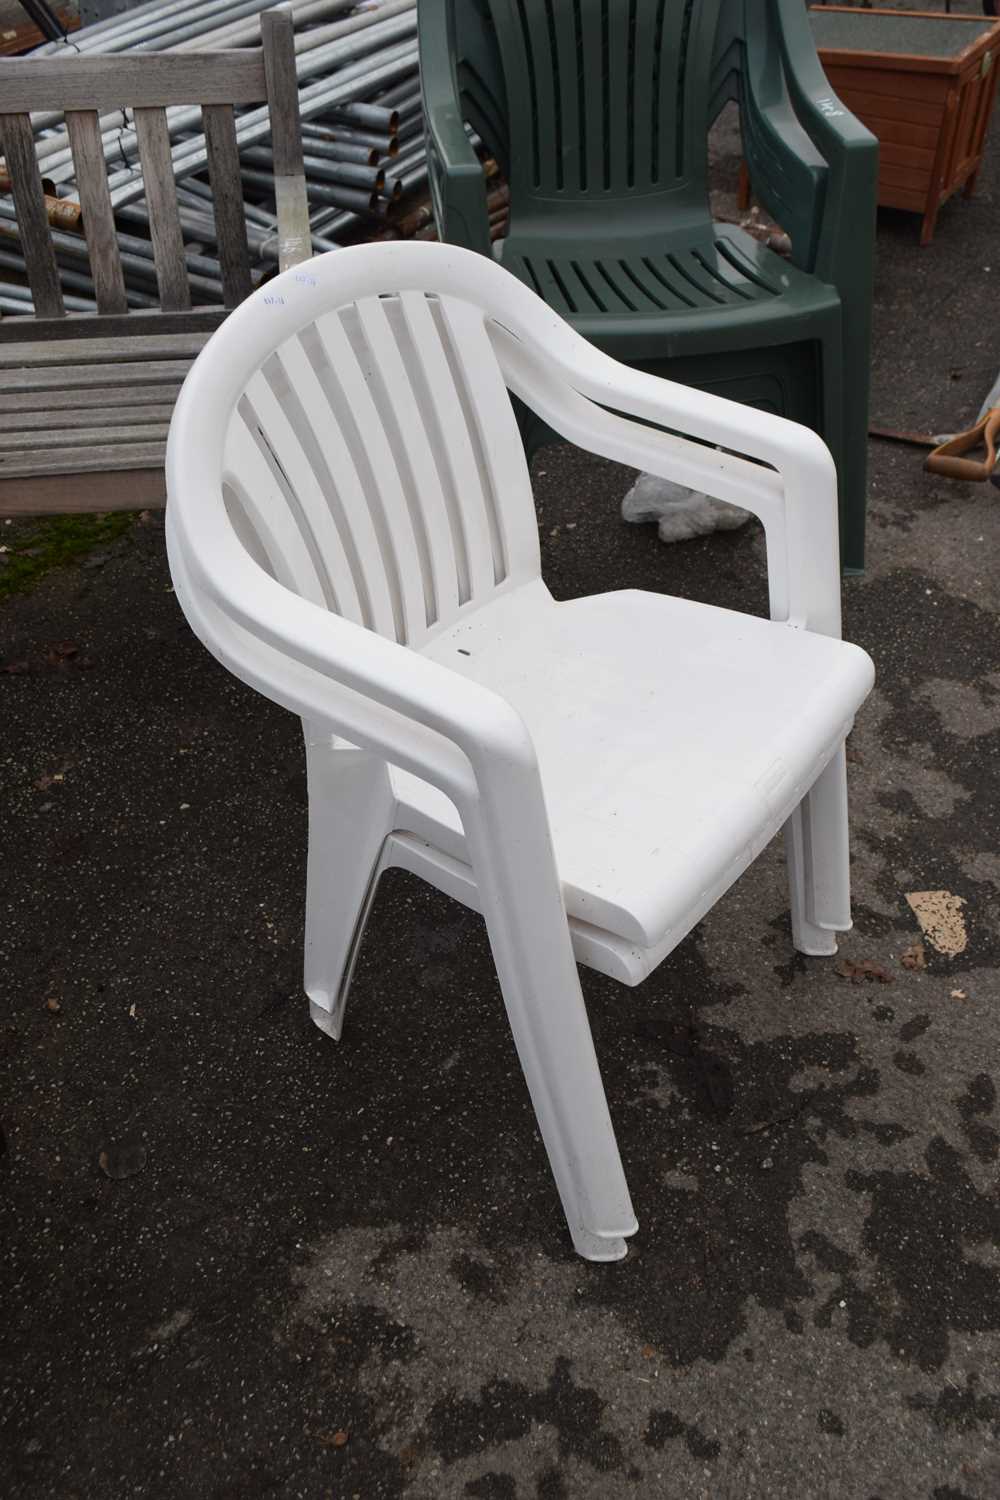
[{"left": 165, "top": 241, "right": 874, "bottom": 1262}]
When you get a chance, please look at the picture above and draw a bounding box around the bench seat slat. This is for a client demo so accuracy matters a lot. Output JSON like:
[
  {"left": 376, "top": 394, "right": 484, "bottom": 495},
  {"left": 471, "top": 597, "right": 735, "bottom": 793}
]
[
  {"left": 0, "top": 332, "right": 210, "bottom": 367},
  {"left": 0, "top": 358, "right": 194, "bottom": 393},
  {"left": 0, "top": 402, "right": 177, "bottom": 430},
  {"left": 0, "top": 440, "right": 167, "bottom": 477},
  {"left": 0, "top": 422, "right": 169, "bottom": 453},
  {"left": 0, "top": 385, "right": 183, "bottom": 412}
]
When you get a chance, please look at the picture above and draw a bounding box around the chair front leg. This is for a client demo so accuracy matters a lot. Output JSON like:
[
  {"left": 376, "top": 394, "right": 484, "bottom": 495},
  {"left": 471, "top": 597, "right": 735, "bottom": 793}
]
[
  {"left": 784, "top": 744, "right": 852, "bottom": 956},
  {"left": 303, "top": 733, "right": 396, "bottom": 1039},
  {"left": 462, "top": 776, "right": 638, "bottom": 1261}
]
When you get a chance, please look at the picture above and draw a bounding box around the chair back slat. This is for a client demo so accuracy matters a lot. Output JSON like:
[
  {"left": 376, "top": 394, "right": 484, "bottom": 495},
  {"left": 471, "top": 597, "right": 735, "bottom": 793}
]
[
  {"left": 1, "top": 112, "right": 65, "bottom": 318},
  {"left": 133, "top": 107, "right": 191, "bottom": 312},
  {"left": 224, "top": 289, "right": 536, "bottom": 647},
  {"left": 65, "top": 110, "right": 128, "bottom": 315},
  {"left": 203, "top": 104, "right": 253, "bottom": 308},
  {"left": 261, "top": 5, "right": 311, "bottom": 272}
]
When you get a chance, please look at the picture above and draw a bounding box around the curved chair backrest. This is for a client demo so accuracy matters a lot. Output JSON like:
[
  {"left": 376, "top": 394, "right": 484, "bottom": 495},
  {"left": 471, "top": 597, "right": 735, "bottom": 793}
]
[
  {"left": 168, "top": 244, "right": 562, "bottom": 652},
  {"left": 453, "top": 0, "right": 725, "bottom": 218}
]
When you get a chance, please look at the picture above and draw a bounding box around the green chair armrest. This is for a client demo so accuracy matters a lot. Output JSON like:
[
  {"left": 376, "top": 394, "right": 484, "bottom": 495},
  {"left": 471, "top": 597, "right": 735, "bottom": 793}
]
[
  {"left": 419, "top": 0, "right": 491, "bottom": 257},
  {"left": 770, "top": 0, "right": 878, "bottom": 161},
  {"left": 768, "top": 0, "right": 878, "bottom": 281},
  {"left": 738, "top": 31, "right": 827, "bottom": 274}
]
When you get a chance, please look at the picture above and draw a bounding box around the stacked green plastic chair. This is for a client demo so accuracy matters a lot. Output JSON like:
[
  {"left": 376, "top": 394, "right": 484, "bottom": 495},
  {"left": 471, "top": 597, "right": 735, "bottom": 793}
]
[{"left": 419, "top": 0, "right": 878, "bottom": 572}]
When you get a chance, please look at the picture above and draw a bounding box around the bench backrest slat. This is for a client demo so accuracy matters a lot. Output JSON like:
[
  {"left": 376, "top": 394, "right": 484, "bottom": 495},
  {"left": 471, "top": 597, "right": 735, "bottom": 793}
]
[
  {"left": 65, "top": 110, "right": 129, "bottom": 315},
  {"left": 1, "top": 112, "right": 65, "bottom": 318},
  {"left": 203, "top": 104, "right": 254, "bottom": 308},
  {"left": 134, "top": 107, "right": 192, "bottom": 312}
]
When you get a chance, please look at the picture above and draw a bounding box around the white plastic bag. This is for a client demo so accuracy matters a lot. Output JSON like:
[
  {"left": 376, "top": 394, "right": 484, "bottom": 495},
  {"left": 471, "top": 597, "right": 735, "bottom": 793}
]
[{"left": 621, "top": 473, "right": 750, "bottom": 543}]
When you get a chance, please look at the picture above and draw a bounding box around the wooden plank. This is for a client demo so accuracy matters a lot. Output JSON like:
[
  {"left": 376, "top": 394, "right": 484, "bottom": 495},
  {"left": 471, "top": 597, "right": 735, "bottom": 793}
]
[
  {"left": 832, "top": 86, "right": 944, "bottom": 127},
  {"left": 261, "top": 5, "right": 312, "bottom": 271},
  {"left": 134, "top": 107, "right": 191, "bottom": 312},
  {"left": 0, "top": 385, "right": 181, "bottom": 412},
  {"left": 202, "top": 104, "right": 253, "bottom": 307},
  {"left": 0, "top": 441, "right": 166, "bottom": 477},
  {"left": 823, "top": 64, "right": 950, "bottom": 104},
  {"left": 0, "top": 467, "right": 166, "bottom": 516},
  {"left": 0, "top": 422, "right": 169, "bottom": 453},
  {"left": 0, "top": 112, "right": 64, "bottom": 319},
  {"left": 0, "top": 309, "right": 226, "bottom": 344},
  {"left": 878, "top": 187, "right": 931, "bottom": 212},
  {"left": 0, "top": 358, "right": 193, "bottom": 393},
  {"left": 878, "top": 139, "right": 935, "bottom": 170},
  {"left": 0, "top": 53, "right": 267, "bottom": 114},
  {"left": 0, "top": 332, "right": 208, "bottom": 365},
  {"left": 840, "top": 111, "right": 939, "bottom": 150},
  {"left": 879, "top": 160, "right": 933, "bottom": 191},
  {"left": 0, "top": 403, "right": 176, "bottom": 429},
  {"left": 65, "top": 110, "right": 129, "bottom": 317}
]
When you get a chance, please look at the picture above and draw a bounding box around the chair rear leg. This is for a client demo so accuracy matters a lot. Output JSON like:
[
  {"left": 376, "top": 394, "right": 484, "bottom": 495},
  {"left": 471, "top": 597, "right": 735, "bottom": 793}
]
[
  {"left": 303, "top": 736, "right": 395, "bottom": 1040},
  {"left": 464, "top": 798, "right": 638, "bottom": 1261},
  {"left": 784, "top": 746, "right": 852, "bottom": 957}
]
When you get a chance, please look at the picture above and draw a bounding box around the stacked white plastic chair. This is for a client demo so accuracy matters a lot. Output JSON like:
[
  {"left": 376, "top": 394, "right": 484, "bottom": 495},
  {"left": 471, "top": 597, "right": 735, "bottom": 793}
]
[{"left": 166, "top": 241, "right": 874, "bottom": 1260}]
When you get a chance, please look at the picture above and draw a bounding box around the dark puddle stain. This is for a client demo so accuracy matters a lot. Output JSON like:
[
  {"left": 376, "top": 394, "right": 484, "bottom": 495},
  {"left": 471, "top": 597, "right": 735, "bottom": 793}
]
[
  {"left": 908, "top": 1373, "right": 1000, "bottom": 1435},
  {"left": 847, "top": 1136, "right": 1000, "bottom": 1370},
  {"left": 894, "top": 1050, "right": 926, "bottom": 1077},
  {"left": 800, "top": 1230, "right": 880, "bottom": 1348},
  {"left": 465, "top": 1474, "right": 518, "bottom": 1499},
  {"left": 450, "top": 1253, "right": 507, "bottom": 1304},
  {"left": 645, "top": 1406, "right": 721, "bottom": 1459},
  {"left": 956, "top": 1074, "right": 999, "bottom": 1163},
  {"left": 817, "top": 1408, "right": 845, "bottom": 1436},
  {"left": 427, "top": 1357, "right": 622, "bottom": 1472},
  {"left": 577, "top": 1013, "right": 900, "bottom": 1366},
  {"left": 900, "top": 1015, "right": 931, "bottom": 1043},
  {"left": 848, "top": 571, "right": 1000, "bottom": 972}
]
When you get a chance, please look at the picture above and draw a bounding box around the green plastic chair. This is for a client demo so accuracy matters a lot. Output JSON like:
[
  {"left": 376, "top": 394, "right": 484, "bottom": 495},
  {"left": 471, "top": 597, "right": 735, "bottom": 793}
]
[{"left": 419, "top": 0, "right": 878, "bottom": 573}]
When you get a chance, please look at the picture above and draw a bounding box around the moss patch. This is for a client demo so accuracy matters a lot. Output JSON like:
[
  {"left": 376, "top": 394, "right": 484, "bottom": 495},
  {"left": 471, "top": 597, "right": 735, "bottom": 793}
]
[{"left": 0, "top": 511, "right": 137, "bottom": 602}]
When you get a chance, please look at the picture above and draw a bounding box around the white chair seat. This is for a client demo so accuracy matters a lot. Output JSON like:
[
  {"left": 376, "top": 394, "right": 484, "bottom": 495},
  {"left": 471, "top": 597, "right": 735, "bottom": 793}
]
[{"left": 392, "top": 583, "right": 873, "bottom": 979}]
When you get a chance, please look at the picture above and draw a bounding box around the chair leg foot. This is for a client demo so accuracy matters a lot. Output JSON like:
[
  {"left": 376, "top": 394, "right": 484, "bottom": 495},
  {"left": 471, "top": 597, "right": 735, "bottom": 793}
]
[
  {"left": 570, "top": 1225, "right": 631, "bottom": 1262},
  {"left": 786, "top": 748, "right": 852, "bottom": 958},
  {"left": 308, "top": 995, "right": 344, "bottom": 1040}
]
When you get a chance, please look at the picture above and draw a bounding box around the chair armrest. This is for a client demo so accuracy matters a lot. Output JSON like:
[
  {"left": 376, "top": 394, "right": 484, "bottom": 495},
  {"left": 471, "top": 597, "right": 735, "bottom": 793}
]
[
  {"left": 769, "top": 0, "right": 878, "bottom": 163},
  {"left": 766, "top": 0, "right": 879, "bottom": 281},
  {"left": 167, "top": 505, "right": 537, "bottom": 811},
  {"left": 490, "top": 319, "right": 842, "bottom": 640},
  {"left": 738, "top": 27, "right": 828, "bottom": 273},
  {"left": 419, "top": 0, "right": 492, "bottom": 256}
]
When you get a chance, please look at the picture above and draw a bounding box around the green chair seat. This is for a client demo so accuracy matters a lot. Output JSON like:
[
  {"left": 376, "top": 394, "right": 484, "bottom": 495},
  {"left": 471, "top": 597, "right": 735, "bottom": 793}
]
[{"left": 502, "top": 223, "right": 842, "bottom": 360}]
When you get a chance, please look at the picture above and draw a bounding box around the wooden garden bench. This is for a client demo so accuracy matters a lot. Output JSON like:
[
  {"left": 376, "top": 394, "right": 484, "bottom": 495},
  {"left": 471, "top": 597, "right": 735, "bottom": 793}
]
[{"left": 0, "top": 4, "right": 310, "bottom": 515}]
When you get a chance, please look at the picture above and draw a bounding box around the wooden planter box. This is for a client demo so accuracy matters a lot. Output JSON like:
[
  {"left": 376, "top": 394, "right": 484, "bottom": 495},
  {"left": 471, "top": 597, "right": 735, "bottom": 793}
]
[{"left": 809, "top": 6, "right": 1000, "bottom": 244}]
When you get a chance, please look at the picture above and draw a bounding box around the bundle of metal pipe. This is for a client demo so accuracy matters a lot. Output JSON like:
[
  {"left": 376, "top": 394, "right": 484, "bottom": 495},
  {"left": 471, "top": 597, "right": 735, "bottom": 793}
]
[{"left": 0, "top": 0, "right": 494, "bottom": 316}]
